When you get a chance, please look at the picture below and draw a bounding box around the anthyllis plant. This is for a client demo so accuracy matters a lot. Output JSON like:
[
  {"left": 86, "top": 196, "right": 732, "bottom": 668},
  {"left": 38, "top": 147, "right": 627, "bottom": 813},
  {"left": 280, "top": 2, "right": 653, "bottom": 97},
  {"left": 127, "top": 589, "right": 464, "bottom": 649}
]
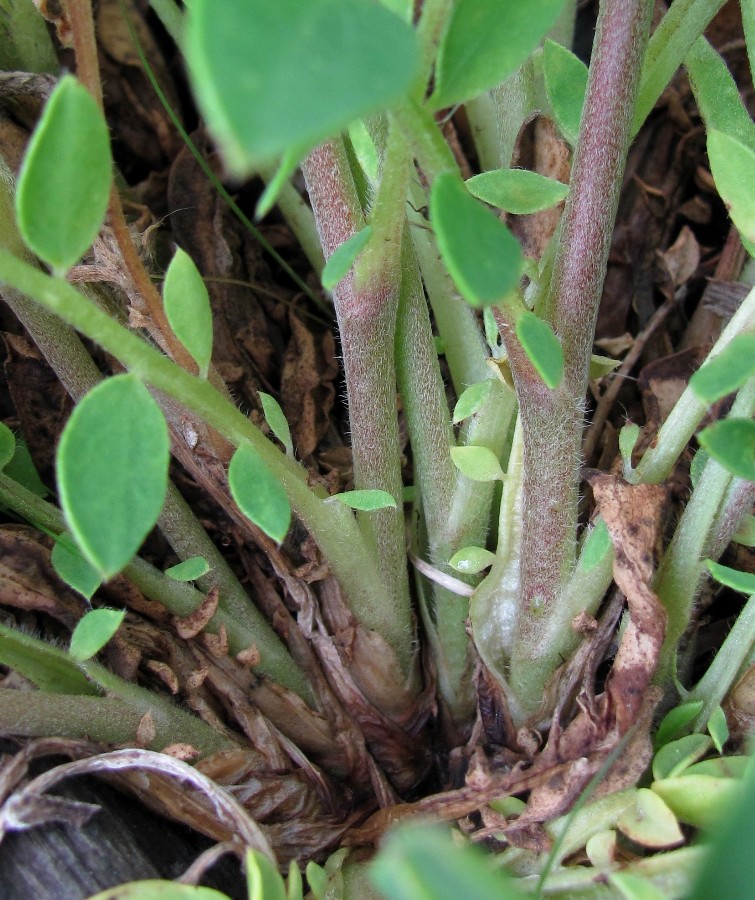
[{"left": 0, "top": 0, "right": 754, "bottom": 895}]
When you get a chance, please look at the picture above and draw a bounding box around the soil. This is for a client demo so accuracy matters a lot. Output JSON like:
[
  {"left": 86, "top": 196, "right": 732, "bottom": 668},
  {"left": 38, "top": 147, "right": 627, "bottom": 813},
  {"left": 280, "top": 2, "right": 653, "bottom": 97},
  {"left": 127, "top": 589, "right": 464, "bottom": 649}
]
[{"left": 0, "top": 1, "right": 753, "bottom": 897}]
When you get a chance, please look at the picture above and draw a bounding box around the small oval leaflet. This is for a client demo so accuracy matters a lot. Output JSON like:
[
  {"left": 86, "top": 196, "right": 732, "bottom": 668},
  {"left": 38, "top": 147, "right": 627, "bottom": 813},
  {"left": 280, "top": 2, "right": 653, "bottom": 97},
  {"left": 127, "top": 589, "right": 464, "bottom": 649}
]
[
  {"left": 185, "top": 0, "right": 418, "bottom": 175},
  {"left": 707, "top": 704, "right": 729, "bottom": 753},
  {"left": 52, "top": 533, "right": 102, "bottom": 600},
  {"left": 689, "top": 333, "right": 755, "bottom": 403},
  {"left": 515, "top": 310, "right": 564, "bottom": 389},
  {"left": 163, "top": 247, "right": 214, "bottom": 378},
  {"left": 0, "top": 422, "right": 15, "bottom": 470},
  {"left": 705, "top": 559, "right": 755, "bottom": 595},
  {"left": 652, "top": 774, "right": 739, "bottom": 831},
  {"left": 246, "top": 848, "right": 288, "bottom": 900},
  {"left": 697, "top": 417, "right": 755, "bottom": 482},
  {"left": 616, "top": 789, "right": 684, "bottom": 849},
  {"left": 258, "top": 391, "right": 294, "bottom": 456},
  {"left": 4, "top": 438, "right": 48, "bottom": 497},
  {"left": 16, "top": 75, "right": 111, "bottom": 274},
  {"left": 228, "top": 442, "right": 291, "bottom": 543},
  {"left": 578, "top": 519, "right": 612, "bottom": 573},
  {"left": 618, "top": 423, "right": 641, "bottom": 472},
  {"left": 321, "top": 226, "right": 373, "bottom": 291},
  {"left": 449, "top": 546, "right": 496, "bottom": 574},
  {"left": 450, "top": 445, "right": 504, "bottom": 482},
  {"left": 452, "top": 380, "right": 492, "bottom": 424},
  {"left": 165, "top": 556, "right": 210, "bottom": 582},
  {"left": 543, "top": 39, "right": 588, "bottom": 145},
  {"left": 466, "top": 169, "right": 568, "bottom": 215},
  {"left": 326, "top": 489, "right": 397, "bottom": 511},
  {"left": 69, "top": 608, "right": 126, "bottom": 661},
  {"left": 432, "top": 0, "right": 566, "bottom": 110},
  {"left": 653, "top": 700, "right": 704, "bottom": 750},
  {"left": 86, "top": 882, "right": 230, "bottom": 900},
  {"left": 431, "top": 173, "right": 522, "bottom": 308},
  {"left": 56, "top": 374, "right": 170, "bottom": 580},
  {"left": 652, "top": 734, "right": 712, "bottom": 781},
  {"left": 707, "top": 130, "right": 755, "bottom": 250}
]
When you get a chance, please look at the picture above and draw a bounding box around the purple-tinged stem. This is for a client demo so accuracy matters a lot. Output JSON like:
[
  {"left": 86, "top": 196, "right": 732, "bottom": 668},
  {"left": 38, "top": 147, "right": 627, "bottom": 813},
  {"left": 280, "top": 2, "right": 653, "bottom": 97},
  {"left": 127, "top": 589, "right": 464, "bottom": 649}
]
[{"left": 502, "top": 0, "right": 654, "bottom": 715}]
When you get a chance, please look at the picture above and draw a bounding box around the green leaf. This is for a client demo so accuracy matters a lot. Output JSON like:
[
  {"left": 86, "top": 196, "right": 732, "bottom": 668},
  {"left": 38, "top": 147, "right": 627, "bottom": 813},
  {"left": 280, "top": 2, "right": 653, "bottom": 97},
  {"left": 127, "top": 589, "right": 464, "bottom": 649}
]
[
  {"left": 305, "top": 862, "right": 329, "bottom": 900},
  {"left": 733, "top": 513, "right": 755, "bottom": 547},
  {"left": 707, "top": 130, "right": 755, "bottom": 248},
  {"left": 255, "top": 147, "right": 302, "bottom": 220},
  {"left": 258, "top": 391, "right": 294, "bottom": 456},
  {"left": 321, "top": 226, "right": 373, "bottom": 290},
  {"left": 0, "top": 422, "right": 15, "bottom": 470},
  {"left": 609, "top": 873, "right": 666, "bottom": 900},
  {"left": 369, "top": 824, "right": 527, "bottom": 900},
  {"left": 698, "top": 417, "right": 755, "bottom": 481},
  {"left": 578, "top": 519, "right": 612, "bottom": 573},
  {"left": 432, "top": 0, "right": 567, "bottom": 109},
  {"left": 87, "top": 882, "right": 230, "bottom": 900},
  {"left": 543, "top": 39, "right": 588, "bottom": 145},
  {"left": 246, "top": 848, "right": 286, "bottom": 900},
  {"left": 51, "top": 533, "right": 102, "bottom": 600},
  {"left": 431, "top": 173, "right": 522, "bottom": 308},
  {"left": 69, "top": 608, "right": 126, "bottom": 661},
  {"left": 285, "top": 860, "right": 304, "bottom": 900},
  {"left": 0, "top": 620, "right": 96, "bottom": 695},
  {"left": 165, "top": 556, "right": 210, "bottom": 582},
  {"left": 326, "top": 489, "right": 397, "bottom": 511},
  {"left": 706, "top": 559, "right": 755, "bottom": 595},
  {"left": 163, "top": 247, "right": 214, "bottom": 379},
  {"left": 690, "top": 334, "right": 755, "bottom": 402},
  {"left": 653, "top": 700, "right": 704, "bottom": 750},
  {"left": 687, "top": 758, "right": 755, "bottom": 899},
  {"left": 450, "top": 445, "right": 504, "bottom": 482},
  {"left": 57, "top": 375, "right": 170, "bottom": 579},
  {"left": 616, "top": 789, "right": 684, "bottom": 849},
  {"left": 452, "top": 380, "right": 492, "bottom": 424},
  {"left": 515, "top": 310, "right": 564, "bottom": 389},
  {"left": 652, "top": 774, "right": 740, "bottom": 830},
  {"left": 184, "top": 0, "right": 418, "bottom": 175},
  {"left": 683, "top": 756, "right": 750, "bottom": 779},
  {"left": 588, "top": 353, "right": 621, "bottom": 379},
  {"left": 228, "top": 442, "right": 291, "bottom": 543},
  {"left": 652, "top": 734, "right": 712, "bottom": 780},
  {"left": 619, "top": 423, "right": 641, "bottom": 471},
  {"left": 686, "top": 38, "right": 755, "bottom": 155},
  {"left": 15, "top": 75, "right": 111, "bottom": 274},
  {"left": 466, "top": 169, "right": 568, "bottom": 214},
  {"left": 707, "top": 704, "right": 729, "bottom": 753},
  {"left": 4, "top": 437, "right": 47, "bottom": 496},
  {"left": 449, "top": 546, "right": 496, "bottom": 574}
]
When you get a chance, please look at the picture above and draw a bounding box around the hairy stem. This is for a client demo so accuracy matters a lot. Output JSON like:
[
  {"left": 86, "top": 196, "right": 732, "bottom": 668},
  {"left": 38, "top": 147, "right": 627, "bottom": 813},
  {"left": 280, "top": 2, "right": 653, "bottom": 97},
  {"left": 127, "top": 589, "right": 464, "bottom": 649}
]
[{"left": 503, "top": 0, "right": 654, "bottom": 716}]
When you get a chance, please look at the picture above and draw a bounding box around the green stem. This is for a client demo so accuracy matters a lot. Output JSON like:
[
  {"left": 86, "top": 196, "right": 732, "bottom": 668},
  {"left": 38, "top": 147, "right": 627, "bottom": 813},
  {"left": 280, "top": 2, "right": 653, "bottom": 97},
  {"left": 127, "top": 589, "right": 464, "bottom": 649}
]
[
  {"left": 147, "top": 0, "right": 184, "bottom": 47},
  {"left": 654, "top": 379, "right": 755, "bottom": 688},
  {"left": 504, "top": 0, "right": 654, "bottom": 717},
  {"left": 0, "top": 689, "right": 228, "bottom": 753},
  {"left": 392, "top": 100, "right": 458, "bottom": 183},
  {"left": 689, "top": 591, "right": 755, "bottom": 733},
  {"left": 301, "top": 138, "right": 413, "bottom": 671},
  {"left": 0, "top": 626, "right": 235, "bottom": 757},
  {"left": 415, "top": 0, "right": 453, "bottom": 95},
  {"left": 634, "top": 287, "right": 755, "bottom": 484},
  {"left": 632, "top": 0, "right": 728, "bottom": 134},
  {"left": 0, "top": 251, "right": 394, "bottom": 653},
  {"left": 395, "top": 235, "right": 478, "bottom": 726},
  {"left": 0, "top": 470, "right": 313, "bottom": 702}
]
